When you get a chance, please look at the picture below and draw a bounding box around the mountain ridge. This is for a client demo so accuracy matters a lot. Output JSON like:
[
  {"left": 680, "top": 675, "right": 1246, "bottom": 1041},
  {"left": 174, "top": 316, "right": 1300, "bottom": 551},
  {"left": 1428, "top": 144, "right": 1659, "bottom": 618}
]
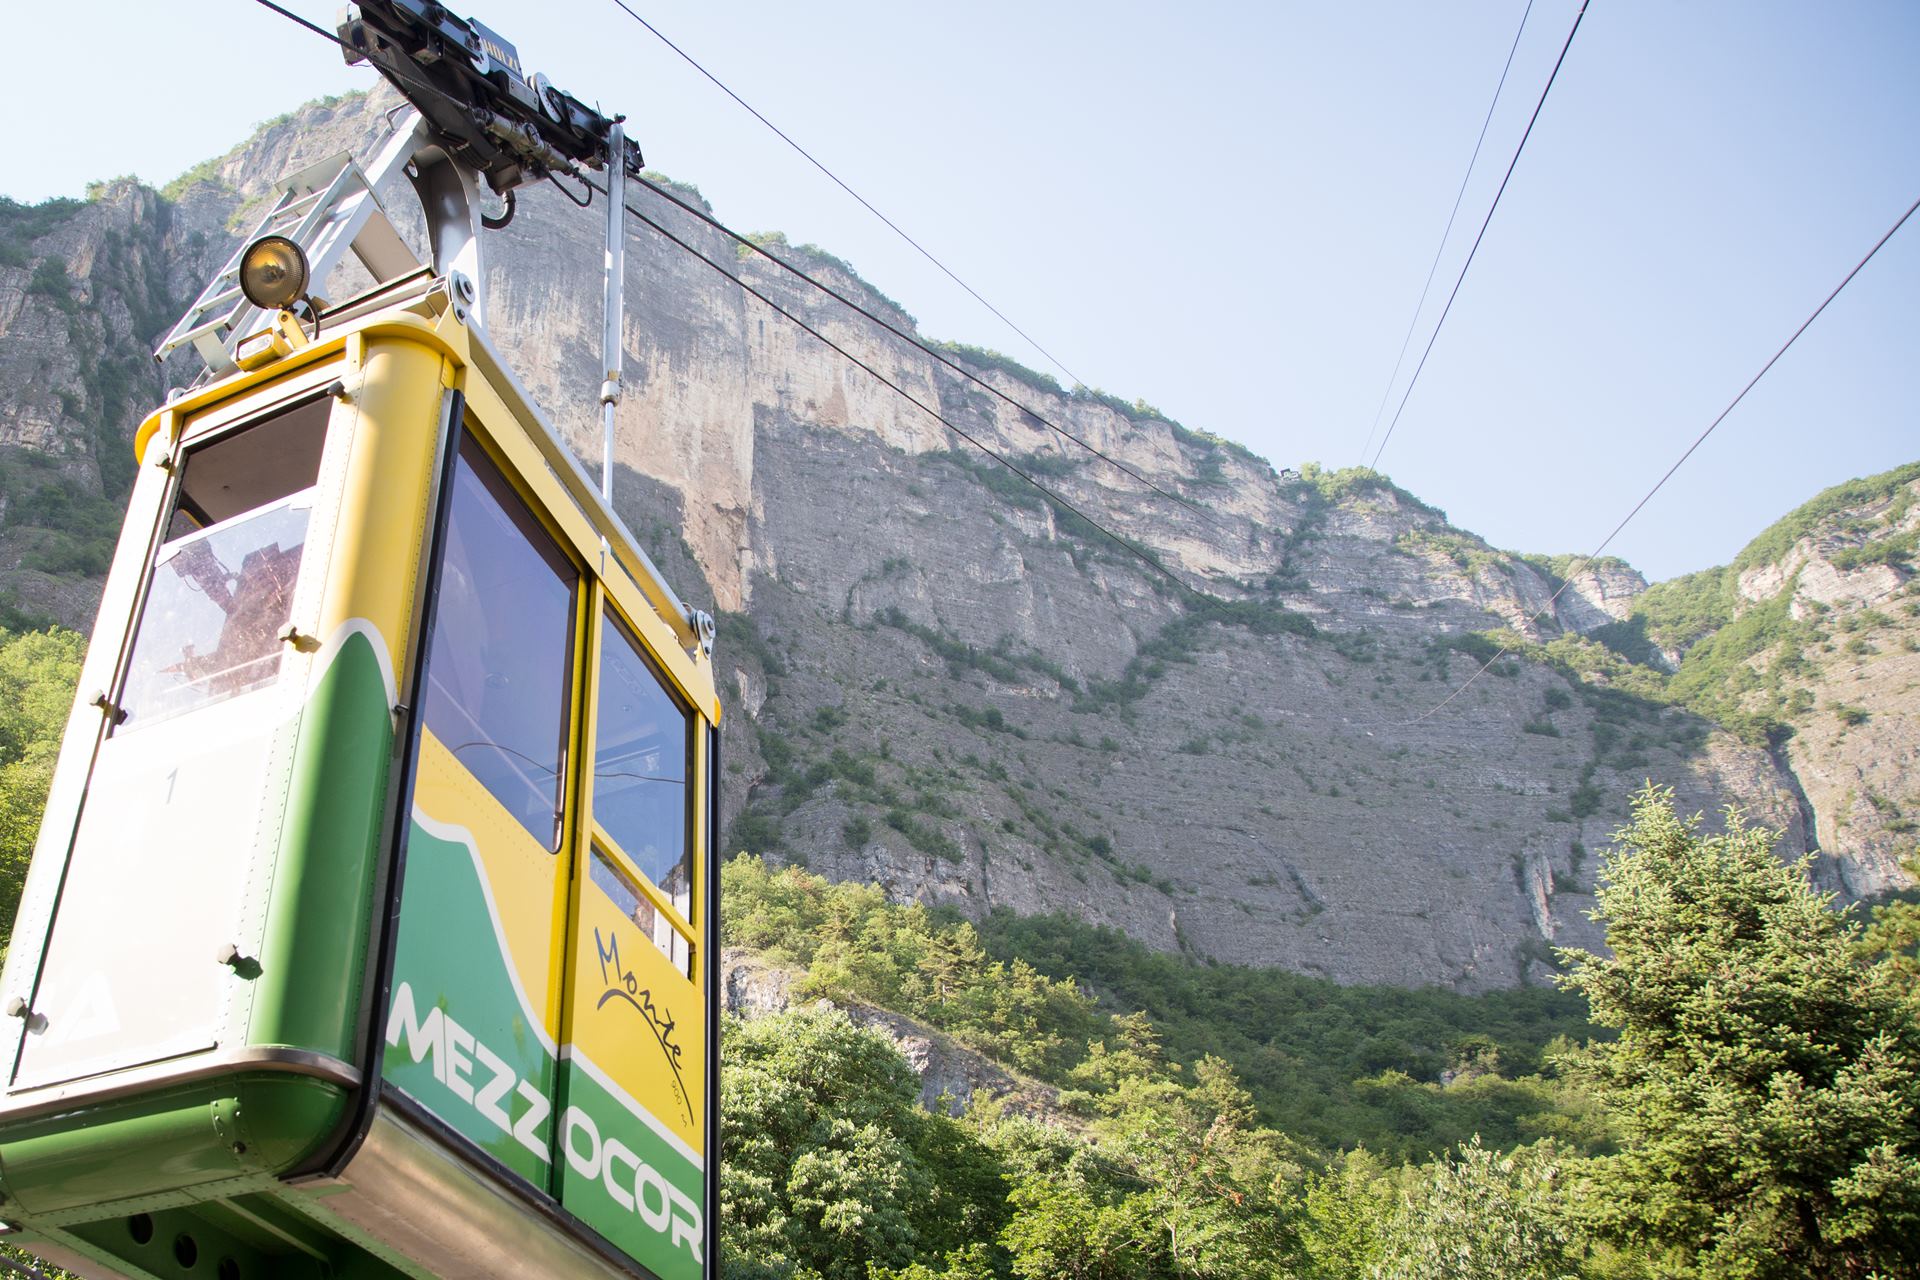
[{"left": 0, "top": 88, "right": 1912, "bottom": 990}]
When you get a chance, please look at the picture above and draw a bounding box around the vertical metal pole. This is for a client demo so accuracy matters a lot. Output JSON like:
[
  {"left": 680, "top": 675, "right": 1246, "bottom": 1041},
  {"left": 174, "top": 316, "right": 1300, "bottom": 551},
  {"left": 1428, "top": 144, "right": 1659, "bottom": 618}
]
[{"left": 600, "top": 119, "right": 628, "bottom": 506}]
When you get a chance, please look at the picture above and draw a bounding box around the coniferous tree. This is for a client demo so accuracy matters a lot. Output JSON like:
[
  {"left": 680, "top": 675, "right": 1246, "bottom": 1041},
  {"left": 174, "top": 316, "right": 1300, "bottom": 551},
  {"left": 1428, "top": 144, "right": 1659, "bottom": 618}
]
[
  {"left": 1558, "top": 786, "right": 1920, "bottom": 1279},
  {"left": 1860, "top": 854, "right": 1920, "bottom": 989}
]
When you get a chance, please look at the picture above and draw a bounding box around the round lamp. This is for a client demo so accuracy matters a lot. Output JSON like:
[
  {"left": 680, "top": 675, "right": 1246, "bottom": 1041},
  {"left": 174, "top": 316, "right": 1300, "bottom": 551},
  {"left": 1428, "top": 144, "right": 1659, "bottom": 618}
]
[{"left": 238, "top": 236, "right": 311, "bottom": 311}]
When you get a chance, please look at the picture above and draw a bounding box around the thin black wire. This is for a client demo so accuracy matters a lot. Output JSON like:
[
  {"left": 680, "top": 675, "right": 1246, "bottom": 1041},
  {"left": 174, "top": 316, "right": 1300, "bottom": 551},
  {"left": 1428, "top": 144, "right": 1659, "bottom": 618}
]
[
  {"left": 250, "top": 0, "right": 478, "bottom": 123},
  {"left": 1410, "top": 190, "right": 1920, "bottom": 726},
  {"left": 260, "top": 0, "right": 1178, "bottom": 529},
  {"left": 248, "top": 0, "right": 1205, "bottom": 602},
  {"left": 602, "top": 0, "right": 1091, "bottom": 392},
  {"left": 548, "top": 172, "right": 594, "bottom": 208},
  {"left": 621, "top": 174, "right": 1227, "bottom": 529},
  {"left": 1358, "top": 0, "right": 1537, "bottom": 467},
  {"left": 615, "top": 196, "right": 1201, "bottom": 599},
  {"left": 251, "top": 0, "right": 341, "bottom": 44},
  {"left": 1368, "top": 0, "right": 1590, "bottom": 473}
]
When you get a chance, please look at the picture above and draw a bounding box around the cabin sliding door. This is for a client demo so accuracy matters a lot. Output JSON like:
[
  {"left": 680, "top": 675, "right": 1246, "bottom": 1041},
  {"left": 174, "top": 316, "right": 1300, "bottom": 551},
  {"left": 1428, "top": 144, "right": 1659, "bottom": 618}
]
[
  {"left": 554, "top": 603, "right": 706, "bottom": 1280},
  {"left": 382, "top": 431, "right": 578, "bottom": 1189},
  {"left": 12, "top": 397, "right": 329, "bottom": 1090}
]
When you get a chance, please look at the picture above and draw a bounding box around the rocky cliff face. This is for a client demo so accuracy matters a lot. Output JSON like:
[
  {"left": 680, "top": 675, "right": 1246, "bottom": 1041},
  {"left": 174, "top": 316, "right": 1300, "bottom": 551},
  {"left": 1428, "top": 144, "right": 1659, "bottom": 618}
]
[
  {"left": 0, "top": 90, "right": 1908, "bottom": 989},
  {"left": 1717, "top": 474, "right": 1919, "bottom": 897}
]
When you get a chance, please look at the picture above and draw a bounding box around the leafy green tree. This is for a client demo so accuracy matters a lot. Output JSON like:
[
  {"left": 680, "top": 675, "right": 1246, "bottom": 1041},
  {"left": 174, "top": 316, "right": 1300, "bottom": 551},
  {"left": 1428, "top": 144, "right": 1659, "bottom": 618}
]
[
  {"left": 1557, "top": 786, "right": 1920, "bottom": 1279},
  {"left": 720, "top": 855, "right": 1099, "bottom": 1077},
  {"left": 997, "top": 1169, "right": 1153, "bottom": 1280},
  {"left": 2, "top": 1242, "right": 82, "bottom": 1280},
  {"left": 868, "top": 1243, "right": 1003, "bottom": 1280},
  {"left": 719, "top": 1008, "right": 1005, "bottom": 1280},
  {"left": 1296, "top": 1148, "right": 1400, "bottom": 1279},
  {"left": 1370, "top": 1137, "right": 1579, "bottom": 1280},
  {"left": 1098, "top": 1053, "right": 1301, "bottom": 1278},
  {"left": 974, "top": 902, "right": 1594, "bottom": 1160},
  {"left": 919, "top": 922, "right": 987, "bottom": 1011},
  {"left": 0, "top": 628, "right": 85, "bottom": 938},
  {"left": 992, "top": 1021, "right": 1304, "bottom": 1279}
]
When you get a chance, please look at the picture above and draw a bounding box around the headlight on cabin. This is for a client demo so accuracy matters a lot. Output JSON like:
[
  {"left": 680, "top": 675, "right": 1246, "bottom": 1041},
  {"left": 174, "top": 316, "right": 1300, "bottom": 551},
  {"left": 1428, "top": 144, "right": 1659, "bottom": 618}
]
[{"left": 238, "top": 235, "right": 311, "bottom": 311}]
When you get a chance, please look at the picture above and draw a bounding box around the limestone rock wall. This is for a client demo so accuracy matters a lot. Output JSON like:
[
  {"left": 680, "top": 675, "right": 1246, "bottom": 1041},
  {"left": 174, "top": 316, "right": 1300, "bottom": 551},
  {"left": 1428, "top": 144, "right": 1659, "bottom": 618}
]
[{"left": 0, "top": 90, "right": 1905, "bottom": 990}]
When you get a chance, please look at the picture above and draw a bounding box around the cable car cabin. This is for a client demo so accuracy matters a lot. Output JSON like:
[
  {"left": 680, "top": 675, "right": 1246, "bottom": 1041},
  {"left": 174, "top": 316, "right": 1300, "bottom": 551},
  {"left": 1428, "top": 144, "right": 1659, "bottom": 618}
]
[{"left": 0, "top": 286, "right": 721, "bottom": 1279}]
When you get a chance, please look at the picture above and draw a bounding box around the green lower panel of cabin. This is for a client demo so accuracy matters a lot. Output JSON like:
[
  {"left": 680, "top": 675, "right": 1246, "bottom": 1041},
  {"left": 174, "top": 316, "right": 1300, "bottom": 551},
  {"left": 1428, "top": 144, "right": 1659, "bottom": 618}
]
[
  {"left": 0, "top": 1076, "right": 346, "bottom": 1219},
  {"left": 21, "top": 1189, "right": 415, "bottom": 1280},
  {"left": 384, "top": 809, "right": 707, "bottom": 1280}
]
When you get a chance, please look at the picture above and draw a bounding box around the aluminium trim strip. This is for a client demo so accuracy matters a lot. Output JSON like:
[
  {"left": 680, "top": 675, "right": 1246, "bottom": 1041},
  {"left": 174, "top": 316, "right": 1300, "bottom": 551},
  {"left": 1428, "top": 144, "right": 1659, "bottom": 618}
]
[
  {"left": 319, "top": 1095, "right": 661, "bottom": 1280},
  {"left": 0, "top": 1046, "right": 360, "bottom": 1122}
]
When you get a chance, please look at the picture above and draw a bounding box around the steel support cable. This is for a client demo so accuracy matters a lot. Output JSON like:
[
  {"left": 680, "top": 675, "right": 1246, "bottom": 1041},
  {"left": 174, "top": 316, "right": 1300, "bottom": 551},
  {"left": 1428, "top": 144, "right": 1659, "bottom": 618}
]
[
  {"left": 249, "top": 0, "right": 480, "bottom": 124},
  {"left": 602, "top": 0, "right": 1092, "bottom": 392},
  {"left": 1368, "top": 0, "right": 1590, "bottom": 473},
  {"left": 250, "top": 1, "right": 1214, "bottom": 530},
  {"left": 251, "top": 0, "right": 342, "bottom": 43},
  {"left": 248, "top": 0, "right": 1205, "bottom": 601},
  {"left": 617, "top": 197, "right": 1202, "bottom": 600},
  {"left": 1407, "top": 190, "right": 1920, "bottom": 727},
  {"left": 1358, "top": 0, "right": 1537, "bottom": 466},
  {"left": 621, "top": 174, "right": 1228, "bottom": 529}
]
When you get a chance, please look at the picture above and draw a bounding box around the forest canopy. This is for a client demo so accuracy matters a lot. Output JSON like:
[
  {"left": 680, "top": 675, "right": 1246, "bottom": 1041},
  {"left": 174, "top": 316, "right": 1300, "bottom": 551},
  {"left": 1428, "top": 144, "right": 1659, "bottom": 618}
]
[
  {"left": 0, "top": 630, "right": 1912, "bottom": 1277},
  {"left": 720, "top": 789, "right": 1920, "bottom": 1279}
]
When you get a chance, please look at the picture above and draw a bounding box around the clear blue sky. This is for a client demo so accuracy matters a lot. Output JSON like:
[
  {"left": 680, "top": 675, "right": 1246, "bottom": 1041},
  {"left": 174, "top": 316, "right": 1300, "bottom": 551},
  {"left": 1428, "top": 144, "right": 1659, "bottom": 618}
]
[{"left": 9, "top": 1, "right": 1917, "bottom": 582}]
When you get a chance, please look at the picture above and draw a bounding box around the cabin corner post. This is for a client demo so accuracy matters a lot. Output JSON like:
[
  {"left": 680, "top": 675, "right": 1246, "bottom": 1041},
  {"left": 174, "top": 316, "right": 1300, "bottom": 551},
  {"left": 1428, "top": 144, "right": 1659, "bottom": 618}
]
[{"left": 246, "top": 340, "right": 447, "bottom": 1091}]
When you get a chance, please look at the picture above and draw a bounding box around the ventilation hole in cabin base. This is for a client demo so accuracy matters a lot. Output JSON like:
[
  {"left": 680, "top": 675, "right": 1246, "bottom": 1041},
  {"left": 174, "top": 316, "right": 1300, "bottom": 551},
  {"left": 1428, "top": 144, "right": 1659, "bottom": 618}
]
[
  {"left": 173, "top": 1233, "right": 199, "bottom": 1268},
  {"left": 127, "top": 1213, "right": 154, "bottom": 1245},
  {"left": 218, "top": 1258, "right": 242, "bottom": 1280}
]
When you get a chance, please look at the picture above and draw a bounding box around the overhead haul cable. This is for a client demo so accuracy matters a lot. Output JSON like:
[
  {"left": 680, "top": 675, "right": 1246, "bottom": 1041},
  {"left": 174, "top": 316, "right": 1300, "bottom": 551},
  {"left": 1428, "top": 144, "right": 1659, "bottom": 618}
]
[
  {"left": 251, "top": 0, "right": 1222, "bottom": 527},
  {"left": 608, "top": 189, "right": 1203, "bottom": 600},
  {"left": 1358, "top": 0, "right": 1537, "bottom": 466},
  {"left": 252, "top": 0, "right": 453, "bottom": 108},
  {"left": 252, "top": 0, "right": 343, "bottom": 43},
  {"left": 1368, "top": 0, "right": 1590, "bottom": 473},
  {"left": 1409, "top": 189, "right": 1920, "bottom": 725},
  {"left": 628, "top": 174, "right": 1229, "bottom": 529},
  {"left": 246, "top": 0, "right": 1209, "bottom": 601},
  {"left": 602, "top": 0, "right": 1094, "bottom": 393}
]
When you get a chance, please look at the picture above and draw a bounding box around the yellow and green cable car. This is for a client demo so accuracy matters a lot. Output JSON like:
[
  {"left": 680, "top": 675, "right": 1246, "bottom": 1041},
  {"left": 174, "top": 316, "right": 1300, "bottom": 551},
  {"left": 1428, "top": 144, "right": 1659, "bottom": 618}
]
[{"left": 0, "top": 7, "right": 719, "bottom": 1277}]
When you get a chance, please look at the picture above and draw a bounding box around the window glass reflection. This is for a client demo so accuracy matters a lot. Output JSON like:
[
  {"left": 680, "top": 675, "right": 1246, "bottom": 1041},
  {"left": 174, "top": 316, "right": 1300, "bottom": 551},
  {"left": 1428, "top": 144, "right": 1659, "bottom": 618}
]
[
  {"left": 594, "top": 612, "right": 690, "bottom": 920},
  {"left": 118, "top": 499, "right": 309, "bottom": 728},
  {"left": 589, "top": 845, "right": 689, "bottom": 976},
  {"left": 118, "top": 398, "right": 329, "bottom": 730},
  {"left": 422, "top": 437, "right": 578, "bottom": 848}
]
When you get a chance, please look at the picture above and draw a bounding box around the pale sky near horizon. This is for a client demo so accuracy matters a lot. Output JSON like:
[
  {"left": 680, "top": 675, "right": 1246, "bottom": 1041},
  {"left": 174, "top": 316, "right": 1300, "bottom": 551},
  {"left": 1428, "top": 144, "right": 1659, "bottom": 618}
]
[{"left": 7, "top": 1, "right": 1917, "bottom": 583}]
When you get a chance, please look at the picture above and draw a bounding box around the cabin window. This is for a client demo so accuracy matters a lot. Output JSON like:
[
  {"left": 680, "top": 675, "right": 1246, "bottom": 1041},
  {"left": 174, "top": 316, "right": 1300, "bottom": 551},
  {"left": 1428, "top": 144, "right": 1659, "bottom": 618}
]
[
  {"left": 117, "top": 397, "right": 329, "bottom": 729},
  {"left": 422, "top": 434, "right": 579, "bottom": 848},
  {"left": 592, "top": 609, "right": 692, "bottom": 966},
  {"left": 589, "top": 844, "right": 690, "bottom": 976}
]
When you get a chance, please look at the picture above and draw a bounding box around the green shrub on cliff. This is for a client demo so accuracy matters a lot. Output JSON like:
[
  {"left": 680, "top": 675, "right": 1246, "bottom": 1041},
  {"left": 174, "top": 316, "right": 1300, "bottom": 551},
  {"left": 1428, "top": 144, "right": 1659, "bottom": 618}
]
[
  {"left": 0, "top": 627, "right": 85, "bottom": 942},
  {"left": 0, "top": 196, "right": 86, "bottom": 268},
  {"left": 1732, "top": 462, "right": 1920, "bottom": 574}
]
